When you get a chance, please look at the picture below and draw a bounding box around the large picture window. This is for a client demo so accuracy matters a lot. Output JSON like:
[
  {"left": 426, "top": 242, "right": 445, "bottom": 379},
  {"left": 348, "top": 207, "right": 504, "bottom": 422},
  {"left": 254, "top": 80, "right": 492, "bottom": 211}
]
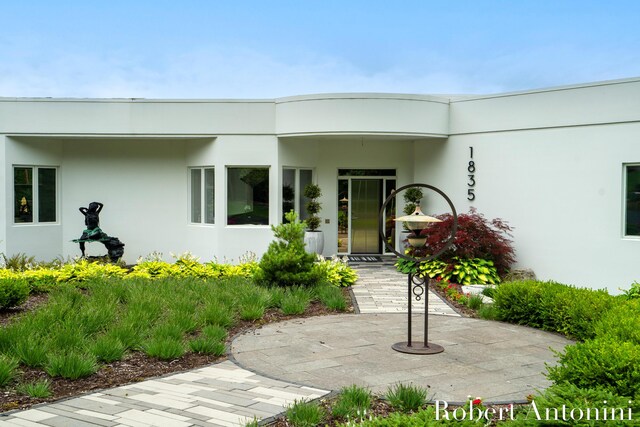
[
  {"left": 14, "top": 166, "right": 57, "bottom": 224},
  {"left": 189, "top": 167, "right": 215, "bottom": 224},
  {"left": 282, "top": 168, "right": 313, "bottom": 222},
  {"left": 625, "top": 164, "right": 640, "bottom": 237},
  {"left": 227, "top": 167, "right": 269, "bottom": 225}
]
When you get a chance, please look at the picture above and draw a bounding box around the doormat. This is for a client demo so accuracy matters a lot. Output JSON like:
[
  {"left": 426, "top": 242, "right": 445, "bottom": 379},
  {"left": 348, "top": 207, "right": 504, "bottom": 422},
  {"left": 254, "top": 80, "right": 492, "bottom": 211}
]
[{"left": 347, "top": 256, "right": 383, "bottom": 262}]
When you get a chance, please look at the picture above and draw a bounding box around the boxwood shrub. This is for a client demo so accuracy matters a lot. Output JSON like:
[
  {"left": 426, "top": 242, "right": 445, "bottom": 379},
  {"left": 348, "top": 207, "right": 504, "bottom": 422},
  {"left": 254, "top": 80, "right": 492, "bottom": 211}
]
[
  {"left": 492, "top": 279, "right": 640, "bottom": 402},
  {"left": 491, "top": 280, "right": 614, "bottom": 340},
  {"left": 547, "top": 338, "right": 640, "bottom": 398}
]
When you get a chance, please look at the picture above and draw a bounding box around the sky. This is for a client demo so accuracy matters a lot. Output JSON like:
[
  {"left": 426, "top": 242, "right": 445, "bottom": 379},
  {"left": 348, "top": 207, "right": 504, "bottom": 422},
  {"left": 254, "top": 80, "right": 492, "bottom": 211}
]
[{"left": 1, "top": 0, "right": 639, "bottom": 99}]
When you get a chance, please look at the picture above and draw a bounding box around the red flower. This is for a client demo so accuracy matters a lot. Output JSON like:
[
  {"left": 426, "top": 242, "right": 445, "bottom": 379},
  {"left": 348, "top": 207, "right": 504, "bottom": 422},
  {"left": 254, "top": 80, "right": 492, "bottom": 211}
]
[{"left": 472, "top": 398, "right": 482, "bottom": 405}]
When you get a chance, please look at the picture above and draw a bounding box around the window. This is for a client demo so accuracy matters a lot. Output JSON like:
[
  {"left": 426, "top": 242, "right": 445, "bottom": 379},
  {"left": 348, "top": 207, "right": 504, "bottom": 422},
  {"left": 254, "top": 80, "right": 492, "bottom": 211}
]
[
  {"left": 189, "top": 167, "right": 215, "bottom": 224},
  {"left": 282, "top": 168, "right": 313, "bottom": 222},
  {"left": 14, "top": 166, "right": 57, "bottom": 224},
  {"left": 625, "top": 164, "right": 640, "bottom": 236},
  {"left": 227, "top": 167, "right": 269, "bottom": 225}
]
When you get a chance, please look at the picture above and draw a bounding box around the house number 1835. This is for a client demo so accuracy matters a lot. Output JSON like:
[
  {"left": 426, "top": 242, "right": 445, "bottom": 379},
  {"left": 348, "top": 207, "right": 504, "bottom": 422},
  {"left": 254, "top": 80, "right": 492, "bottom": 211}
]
[{"left": 467, "top": 147, "right": 475, "bottom": 200}]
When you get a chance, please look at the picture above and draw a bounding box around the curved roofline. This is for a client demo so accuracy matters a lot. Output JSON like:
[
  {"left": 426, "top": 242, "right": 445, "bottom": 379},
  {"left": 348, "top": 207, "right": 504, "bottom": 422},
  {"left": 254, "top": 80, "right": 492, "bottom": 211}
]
[{"left": 275, "top": 92, "right": 451, "bottom": 104}]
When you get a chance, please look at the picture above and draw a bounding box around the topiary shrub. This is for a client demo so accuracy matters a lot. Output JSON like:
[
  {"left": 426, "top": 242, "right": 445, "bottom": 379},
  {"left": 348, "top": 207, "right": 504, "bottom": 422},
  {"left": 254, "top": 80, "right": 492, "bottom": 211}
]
[
  {"left": 255, "top": 211, "right": 321, "bottom": 287},
  {"left": 413, "top": 208, "right": 515, "bottom": 276},
  {"left": 304, "top": 183, "right": 322, "bottom": 232},
  {"left": 402, "top": 187, "right": 423, "bottom": 216}
]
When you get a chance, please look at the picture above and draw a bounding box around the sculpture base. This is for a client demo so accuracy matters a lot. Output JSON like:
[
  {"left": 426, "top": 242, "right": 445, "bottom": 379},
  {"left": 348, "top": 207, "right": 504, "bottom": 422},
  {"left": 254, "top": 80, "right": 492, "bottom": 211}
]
[{"left": 392, "top": 342, "right": 444, "bottom": 355}]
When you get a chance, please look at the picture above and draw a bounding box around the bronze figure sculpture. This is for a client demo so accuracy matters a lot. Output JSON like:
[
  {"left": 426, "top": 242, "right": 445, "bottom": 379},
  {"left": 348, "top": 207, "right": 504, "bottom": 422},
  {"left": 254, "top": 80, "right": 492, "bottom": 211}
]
[{"left": 73, "top": 202, "right": 125, "bottom": 262}]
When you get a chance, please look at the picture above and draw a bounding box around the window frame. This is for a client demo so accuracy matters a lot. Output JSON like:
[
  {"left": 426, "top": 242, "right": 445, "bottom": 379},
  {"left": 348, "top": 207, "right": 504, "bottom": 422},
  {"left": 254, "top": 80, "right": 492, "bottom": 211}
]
[
  {"left": 226, "top": 166, "right": 271, "bottom": 226},
  {"left": 188, "top": 166, "right": 215, "bottom": 225},
  {"left": 623, "top": 163, "right": 640, "bottom": 239},
  {"left": 13, "top": 165, "right": 59, "bottom": 225},
  {"left": 282, "top": 167, "right": 314, "bottom": 223}
]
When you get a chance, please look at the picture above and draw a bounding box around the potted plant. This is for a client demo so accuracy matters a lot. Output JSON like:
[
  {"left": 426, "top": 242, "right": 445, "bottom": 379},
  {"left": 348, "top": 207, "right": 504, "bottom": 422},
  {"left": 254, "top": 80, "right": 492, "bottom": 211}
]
[
  {"left": 403, "top": 187, "right": 424, "bottom": 217},
  {"left": 303, "top": 183, "right": 324, "bottom": 254},
  {"left": 401, "top": 187, "right": 424, "bottom": 248}
]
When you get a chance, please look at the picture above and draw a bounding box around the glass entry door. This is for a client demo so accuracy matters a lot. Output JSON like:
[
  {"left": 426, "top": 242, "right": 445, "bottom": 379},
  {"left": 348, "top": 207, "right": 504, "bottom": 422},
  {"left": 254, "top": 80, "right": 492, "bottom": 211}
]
[
  {"left": 351, "top": 179, "right": 382, "bottom": 253},
  {"left": 337, "top": 170, "right": 396, "bottom": 255}
]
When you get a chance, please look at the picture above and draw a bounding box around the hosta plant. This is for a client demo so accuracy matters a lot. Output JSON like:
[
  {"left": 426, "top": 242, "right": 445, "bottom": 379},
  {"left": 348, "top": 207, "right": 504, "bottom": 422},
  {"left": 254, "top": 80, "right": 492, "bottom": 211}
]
[
  {"left": 313, "top": 256, "right": 358, "bottom": 287},
  {"left": 419, "top": 258, "right": 500, "bottom": 285}
]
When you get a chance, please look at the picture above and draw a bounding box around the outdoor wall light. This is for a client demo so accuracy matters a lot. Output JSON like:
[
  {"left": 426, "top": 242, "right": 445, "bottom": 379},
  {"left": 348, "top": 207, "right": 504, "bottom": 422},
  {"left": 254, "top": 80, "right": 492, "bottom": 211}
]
[{"left": 379, "top": 183, "right": 457, "bottom": 355}]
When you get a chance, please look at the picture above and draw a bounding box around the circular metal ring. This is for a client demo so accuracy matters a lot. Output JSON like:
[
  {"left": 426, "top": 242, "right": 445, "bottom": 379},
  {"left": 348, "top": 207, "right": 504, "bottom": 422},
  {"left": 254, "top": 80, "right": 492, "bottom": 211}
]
[
  {"left": 378, "top": 183, "right": 458, "bottom": 263},
  {"left": 411, "top": 274, "right": 427, "bottom": 286},
  {"left": 412, "top": 283, "right": 425, "bottom": 300}
]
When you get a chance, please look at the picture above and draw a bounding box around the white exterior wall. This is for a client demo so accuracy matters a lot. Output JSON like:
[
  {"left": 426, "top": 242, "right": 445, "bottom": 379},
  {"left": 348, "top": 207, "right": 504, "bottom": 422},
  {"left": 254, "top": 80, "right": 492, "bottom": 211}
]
[
  {"left": 276, "top": 94, "right": 449, "bottom": 137},
  {"left": 4, "top": 137, "right": 64, "bottom": 260},
  {"left": 0, "top": 98, "right": 277, "bottom": 264},
  {"left": 415, "top": 78, "right": 640, "bottom": 292},
  {"left": 1, "top": 79, "right": 639, "bottom": 292},
  {"left": 60, "top": 138, "right": 189, "bottom": 261},
  {"left": 0, "top": 136, "right": 6, "bottom": 257}
]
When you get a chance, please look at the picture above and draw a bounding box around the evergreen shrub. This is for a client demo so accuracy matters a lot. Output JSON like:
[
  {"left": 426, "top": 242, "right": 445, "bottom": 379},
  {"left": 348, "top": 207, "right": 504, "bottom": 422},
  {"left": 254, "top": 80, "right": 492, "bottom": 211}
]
[
  {"left": 509, "top": 383, "right": 640, "bottom": 424},
  {"left": 491, "top": 280, "right": 614, "bottom": 340},
  {"left": 255, "top": 211, "right": 320, "bottom": 287},
  {"left": 547, "top": 338, "right": 640, "bottom": 397}
]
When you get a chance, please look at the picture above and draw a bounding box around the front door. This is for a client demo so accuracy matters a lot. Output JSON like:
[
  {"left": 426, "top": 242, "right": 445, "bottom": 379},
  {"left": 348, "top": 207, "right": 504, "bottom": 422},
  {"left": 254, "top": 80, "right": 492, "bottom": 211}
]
[
  {"left": 351, "top": 179, "right": 382, "bottom": 253},
  {"left": 337, "top": 170, "right": 396, "bottom": 254}
]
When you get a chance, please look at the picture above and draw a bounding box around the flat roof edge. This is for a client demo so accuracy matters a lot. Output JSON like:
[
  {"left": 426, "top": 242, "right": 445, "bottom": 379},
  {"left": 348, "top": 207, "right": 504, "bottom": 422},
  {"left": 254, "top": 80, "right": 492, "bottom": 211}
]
[
  {"left": 0, "top": 97, "right": 274, "bottom": 104},
  {"left": 450, "top": 76, "right": 640, "bottom": 103},
  {"left": 1, "top": 76, "right": 638, "bottom": 104}
]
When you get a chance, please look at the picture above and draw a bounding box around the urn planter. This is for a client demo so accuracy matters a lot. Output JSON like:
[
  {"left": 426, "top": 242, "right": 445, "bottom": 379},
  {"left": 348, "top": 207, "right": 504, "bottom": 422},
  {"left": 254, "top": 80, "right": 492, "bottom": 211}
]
[{"left": 304, "top": 231, "right": 324, "bottom": 255}]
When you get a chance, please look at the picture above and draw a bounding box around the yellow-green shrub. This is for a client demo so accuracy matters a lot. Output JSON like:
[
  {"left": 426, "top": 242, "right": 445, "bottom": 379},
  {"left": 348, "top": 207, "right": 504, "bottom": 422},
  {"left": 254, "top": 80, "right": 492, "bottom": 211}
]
[
  {"left": 0, "top": 269, "right": 20, "bottom": 280},
  {"left": 22, "top": 268, "right": 61, "bottom": 293},
  {"left": 129, "top": 261, "right": 179, "bottom": 279},
  {"left": 129, "top": 252, "right": 260, "bottom": 281},
  {"left": 313, "top": 257, "right": 358, "bottom": 287},
  {"left": 205, "top": 261, "right": 260, "bottom": 278},
  {"left": 56, "top": 260, "right": 128, "bottom": 283}
]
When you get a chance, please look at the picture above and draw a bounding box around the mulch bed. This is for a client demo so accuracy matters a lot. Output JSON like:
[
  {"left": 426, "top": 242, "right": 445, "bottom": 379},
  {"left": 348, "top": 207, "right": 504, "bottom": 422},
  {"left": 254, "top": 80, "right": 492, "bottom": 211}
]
[{"left": 0, "top": 290, "right": 355, "bottom": 413}]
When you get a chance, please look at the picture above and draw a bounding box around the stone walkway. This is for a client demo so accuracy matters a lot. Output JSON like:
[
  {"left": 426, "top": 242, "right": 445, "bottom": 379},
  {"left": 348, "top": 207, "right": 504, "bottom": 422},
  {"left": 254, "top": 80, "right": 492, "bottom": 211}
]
[
  {"left": 0, "top": 260, "right": 573, "bottom": 425},
  {"left": 0, "top": 362, "right": 327, "bottom": 427},
  {"left": 348, "top": 260, "right": 459, "bottom": 316},
  {"left": 231, "top": 314, "right": 572, "bottom": 403}
]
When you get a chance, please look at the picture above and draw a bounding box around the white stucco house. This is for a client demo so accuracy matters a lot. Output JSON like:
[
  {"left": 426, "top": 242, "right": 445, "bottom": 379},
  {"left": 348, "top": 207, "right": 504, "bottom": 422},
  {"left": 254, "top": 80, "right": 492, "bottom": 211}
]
[{"left": 1, "top": 77, "right": 639, "bottom": 293}]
